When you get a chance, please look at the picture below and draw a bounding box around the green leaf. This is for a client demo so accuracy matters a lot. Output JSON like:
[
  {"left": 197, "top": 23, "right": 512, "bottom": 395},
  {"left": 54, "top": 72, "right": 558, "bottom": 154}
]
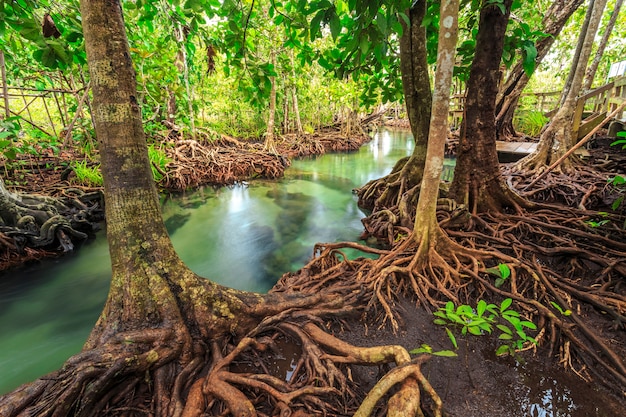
[
  {"left": 310, "top": 10, "right": 325, "bottom": 41},
  {"left": 359, "top": 36, "right": 369, "bottom": 55},
  {"left": 468, "top": 326, "right": 482, "bottom": 336},
  {"left": 609, "top": 176, "right": 625, "bottom": 185},
  {"left": 498, "top": 333, "right": 513, "bottom": 340},
  {"left": 498, "top": 264, "right": 511, "bottom": 279},
  {"left": 500, "top": 298, "right": 512, "bottom": 312},
  {"left": 477, "top": 300, "right": 487, "bottom": 316},
  {"left": 445, "top": 327, "right": 457, "bottom": 349},
  {"left": 433, "top": 350, "right": 458, "bottom": 357},
  {"left": 410, "top": 344, "right": 432, "bottom": 354},
  {"left": 520, "top": 320, "right": 537, "bottom": 330},
  {"left": 496, "top": 324, "right": 512, "bottom": 334},
  {"left": 433, "top": 318, "right": 447, "bottom": 325},
  {"left": 495, "top": 345, "right": 510, "bottom": 356},
  {"left": 376, "top": 11, "right": 387, "bottom": 33},
  {"left": 329, "top": 12, "right": 340, "bottom": 40}
]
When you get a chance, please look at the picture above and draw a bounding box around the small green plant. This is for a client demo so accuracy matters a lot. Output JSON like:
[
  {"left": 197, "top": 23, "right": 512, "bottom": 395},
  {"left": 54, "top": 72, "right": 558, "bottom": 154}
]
[
  {"left": 71, "top": 160, "right": 103, "bottom": 187},
  {"left": 148, "top": 144, "right": 171, "bottom": 181},
  {"left": 410, "top": 343, "right": 457, "bottom": 357},
  {"left": 433, "top": 299, "right": 537, "bottom": 357},
  {"left": 484, "top": 263, "right": 511, "bottom": 288},
  {"left": 550, "top": 301, "right": 572, "bottom": 316},
  {"left": 0, "top": 117, "right": 25, "bottom": 161},
  {"left": 514, "top": 110, "right": 548, "bottom": 137},
  {"left": 607, "top": 132, "right": 626, "bottom": 224}
]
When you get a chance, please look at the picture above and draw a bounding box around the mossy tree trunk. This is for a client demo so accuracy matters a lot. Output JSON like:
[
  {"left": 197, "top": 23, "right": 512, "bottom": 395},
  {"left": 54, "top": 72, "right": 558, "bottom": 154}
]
[
  {"left": 398, "top": 0, "right": 432, "bottom": 183},
  {"left": 494, "top": 0, "right": 584, "bottom": 139},
  {"left": 448, "top": 0, "right": 525, "bottom": 213},
  {"left": 411, "top": 0, "right": 459, "bottom": 256},
  {"left": 0, "top": 2, "right": 328, "bottom": 415},
  {"left": 355, "top": 1, "right": 432, "bottom": 230},
  {"left": 516, "top": 0, "right": 608, "bottom": 172}
]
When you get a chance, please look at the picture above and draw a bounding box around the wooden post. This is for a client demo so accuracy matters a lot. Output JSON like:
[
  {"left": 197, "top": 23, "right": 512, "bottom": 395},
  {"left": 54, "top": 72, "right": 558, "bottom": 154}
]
[{"left": 1, "top": 50, "right": 10, "bottom": 119}]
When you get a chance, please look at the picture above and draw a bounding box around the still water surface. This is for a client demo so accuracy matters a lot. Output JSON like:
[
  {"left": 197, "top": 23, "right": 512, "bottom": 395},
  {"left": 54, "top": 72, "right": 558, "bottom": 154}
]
[{"left": 0, "top": 128, "right": 413, "bottom": 393}]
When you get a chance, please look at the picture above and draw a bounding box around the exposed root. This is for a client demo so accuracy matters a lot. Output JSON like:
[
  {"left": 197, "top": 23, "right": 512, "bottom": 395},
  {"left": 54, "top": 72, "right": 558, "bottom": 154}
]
[
  {"left": 503, "top": 163, "right": 620, "bottom": 211},
  {"left": 163, "top": 138, "right": 289, "bottom": 190},
  {"left": 278, "top": 197, "right": 626, "bottom": 398},
  {"left": 0, "top": 182, "right": 103, "bottom": 269}
]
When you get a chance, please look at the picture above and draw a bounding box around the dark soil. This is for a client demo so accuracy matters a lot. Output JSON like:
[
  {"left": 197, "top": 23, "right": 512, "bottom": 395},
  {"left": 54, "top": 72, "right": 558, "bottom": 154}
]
[{"left": 341, "top": 297, "right": 625, "bottom": 417}]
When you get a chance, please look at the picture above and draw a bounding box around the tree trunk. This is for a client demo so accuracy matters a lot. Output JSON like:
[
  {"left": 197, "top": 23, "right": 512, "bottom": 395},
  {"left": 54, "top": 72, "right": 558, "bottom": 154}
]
[
  {"left": 398, "top": 0, "right": 432, "bottom": 183},
  {"left": 449, "top": 0, "right": 517, "bottom": 213},
  {"left": 0, "top": 2, "right": 315, "bottom": 415},
  {"left": 1, "top": 50, "right": 9, "bottom": 119},
  {"left": 560, "top": 0, "right": 596, "bottom": 107},
  {"left": 495, "top": 0, "right": 584, "bottom": 139},
  {"left": 291, "top": 52, "right": 304, "bottom": 135},
  {"left": 264, "top": 52, "right": 278, "bottom": 154},
  {"left": 412, "top": 0, "right": 459, "bottom": 251},
  {"left": 582, "top": 0, "right": 623, "bottom": 91},
  {"left": 292, "top": 86, "right": 303, "bottom": 134},
  {"left": 518, "top": 0, "right": 608, "bottom": 171},
  {"left": 355, "top": 0, "right": 432, "bottom": 227},
  {"left": 282, "top": 82, "right": 289, "bottom": 134}
]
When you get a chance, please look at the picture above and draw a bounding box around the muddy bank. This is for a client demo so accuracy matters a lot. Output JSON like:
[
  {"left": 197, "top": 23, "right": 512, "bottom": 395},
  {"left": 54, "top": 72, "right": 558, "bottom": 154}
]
[{"left": 341, "top": 297, "right": 625, "bottom": 417}]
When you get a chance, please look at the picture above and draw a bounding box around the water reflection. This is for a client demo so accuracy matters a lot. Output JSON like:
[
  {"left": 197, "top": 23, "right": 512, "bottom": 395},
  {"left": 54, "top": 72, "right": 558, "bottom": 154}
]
[{"left": 0, "top": 128, "right": 414, "bottom": 393}]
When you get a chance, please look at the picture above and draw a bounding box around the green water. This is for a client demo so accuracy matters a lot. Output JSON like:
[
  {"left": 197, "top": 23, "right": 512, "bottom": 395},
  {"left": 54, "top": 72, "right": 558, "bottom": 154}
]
[{"left": 0, "top": 128, "right": 413, "bottom": 394}]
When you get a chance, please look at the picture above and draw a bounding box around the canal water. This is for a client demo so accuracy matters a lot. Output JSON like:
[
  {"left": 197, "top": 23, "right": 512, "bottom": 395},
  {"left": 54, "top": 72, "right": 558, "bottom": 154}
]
[
  {"left": 0, "top": 128, "right": 413, "bottom": 394},
  {"left": 0, "top": 129, "right": 619, "bottom": 416}
]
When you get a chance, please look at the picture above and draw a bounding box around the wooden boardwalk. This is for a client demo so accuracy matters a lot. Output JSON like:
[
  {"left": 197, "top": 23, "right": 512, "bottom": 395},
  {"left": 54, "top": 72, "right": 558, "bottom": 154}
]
[{"left": 496, "top": 141, "right": 537, "bottom": 156}]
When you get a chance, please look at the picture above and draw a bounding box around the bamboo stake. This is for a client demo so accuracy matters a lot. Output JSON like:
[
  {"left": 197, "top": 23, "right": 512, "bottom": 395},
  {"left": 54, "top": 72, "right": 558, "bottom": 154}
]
[
  {"left": 41, "top": 92, "right": 58, "bottom": 138},
  {"left": 526, "top": 100, "right": 626, "bottom": 189},
  {"left": 63, "top": 82, "right": 91, "bottom": 147},
  {"left": 0, "top": 50, "right": 9, "bottom": 119}
]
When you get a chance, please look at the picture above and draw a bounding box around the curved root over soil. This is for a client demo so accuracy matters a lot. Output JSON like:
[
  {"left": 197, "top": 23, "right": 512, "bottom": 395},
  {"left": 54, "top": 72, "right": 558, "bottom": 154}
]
[
  {"left": 0, "top": 285, "right": 443, "bottom": 417},
  {"left": 276, "top": 203, "right": 626, "bottom": 398}
]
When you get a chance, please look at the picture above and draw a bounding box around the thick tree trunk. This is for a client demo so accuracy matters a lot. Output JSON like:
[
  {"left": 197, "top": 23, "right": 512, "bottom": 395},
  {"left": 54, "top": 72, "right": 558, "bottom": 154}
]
[
  {"left": 449, "top": 0, "right": 517, "bottom": 213},
  {"left": 495, "top": 0, "right": 584, "bottom": 139},
  {"left": 412, "top": 0, "right": 459, "bottom": 250},
  {"left": 582, "top": 0, "right": 623, "bottom": 91},
  {"left": 398, "top": 0, "right": 431, "bottom": 184},
  {"left": 355, "top": 0, "right": 432, "bottom": 227},
  {"left": 518, "top": 0, "right": 608, "bottom": 172}
]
